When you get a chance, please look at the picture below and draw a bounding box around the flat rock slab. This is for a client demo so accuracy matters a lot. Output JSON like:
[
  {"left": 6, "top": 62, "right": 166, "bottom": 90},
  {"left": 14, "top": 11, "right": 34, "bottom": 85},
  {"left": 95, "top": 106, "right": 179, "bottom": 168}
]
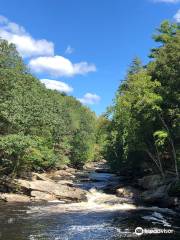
[
  {"left": 17, "top": 179, "right": 87, "bottom": 202},
  {"left": 31, "top": 191, "right": 57, "bottom": 201},
  {"left": 0, "top": 193, "right": 30, "bottom": 202}
]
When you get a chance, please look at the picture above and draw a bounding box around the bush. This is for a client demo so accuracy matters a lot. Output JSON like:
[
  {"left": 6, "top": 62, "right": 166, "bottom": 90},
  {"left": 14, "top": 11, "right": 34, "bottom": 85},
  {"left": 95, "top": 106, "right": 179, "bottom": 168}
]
[
  {"left": 0, "top": 40, "right": 97, "bottom": 175},
  {"left": 0, "top": 134, "right": 58, "bottom": 177}
]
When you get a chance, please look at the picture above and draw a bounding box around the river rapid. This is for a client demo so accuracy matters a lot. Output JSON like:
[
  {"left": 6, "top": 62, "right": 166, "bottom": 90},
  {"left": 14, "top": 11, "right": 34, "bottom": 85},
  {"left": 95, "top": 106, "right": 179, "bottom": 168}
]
[{"left": 0, "top": 168, "right": 180, "bottom": 240}]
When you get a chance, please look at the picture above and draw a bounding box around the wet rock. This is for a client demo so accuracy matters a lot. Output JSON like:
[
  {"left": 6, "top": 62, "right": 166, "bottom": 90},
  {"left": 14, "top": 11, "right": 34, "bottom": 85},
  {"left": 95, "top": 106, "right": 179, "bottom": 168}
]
[
  {"left": 116, "top": 186, "right": 140, "bottom": 199},
  {"left": 103, "top": 183, "right": 122, "bottom": 194}
]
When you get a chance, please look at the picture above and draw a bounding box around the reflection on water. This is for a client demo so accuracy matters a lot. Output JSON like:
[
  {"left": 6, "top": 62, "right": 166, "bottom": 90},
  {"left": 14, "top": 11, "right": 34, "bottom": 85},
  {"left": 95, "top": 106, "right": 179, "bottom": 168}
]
[{"left": 0, "top": 171, "right": 180, "bottom": 240}]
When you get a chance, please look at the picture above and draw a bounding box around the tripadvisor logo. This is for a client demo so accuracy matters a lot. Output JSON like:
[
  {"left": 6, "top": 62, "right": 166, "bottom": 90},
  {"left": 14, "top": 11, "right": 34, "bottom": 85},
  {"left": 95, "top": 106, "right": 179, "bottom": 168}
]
[
  {"left": 134, "top": 227, "right": 174, "bottom": 236},
  {"left": 135, "top": 227, "right": 144, "bottom": 236}
]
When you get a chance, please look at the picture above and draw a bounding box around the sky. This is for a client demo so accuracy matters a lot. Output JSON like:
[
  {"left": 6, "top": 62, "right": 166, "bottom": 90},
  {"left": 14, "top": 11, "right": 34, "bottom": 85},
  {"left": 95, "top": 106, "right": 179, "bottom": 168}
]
[{"left": 0, "top": 0, "right": 180, "bottom": 115}]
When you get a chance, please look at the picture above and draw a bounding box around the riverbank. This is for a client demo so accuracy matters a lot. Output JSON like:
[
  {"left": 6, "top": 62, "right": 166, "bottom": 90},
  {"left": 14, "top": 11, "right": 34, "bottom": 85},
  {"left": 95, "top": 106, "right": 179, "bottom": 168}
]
[
  {"left": 1, "top": 160, "right": 180, "bottom": 212},
  {"left": 110, "top": 172, "right": 180, "bottom": 211},
  {"left": 1, "top": 161, "right": 180, "bottom": 240},
  {"left": 0, "top": 161, "right": 109, "bottom": 203},
  {"left": 0, "top": 166, "right": 87, "bottom": 203}
]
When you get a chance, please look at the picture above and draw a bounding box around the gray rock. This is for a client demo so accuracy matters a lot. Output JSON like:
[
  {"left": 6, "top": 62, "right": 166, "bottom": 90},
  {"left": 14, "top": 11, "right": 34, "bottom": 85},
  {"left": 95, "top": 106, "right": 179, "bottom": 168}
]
[
  {"left": 141, "top": 185, "right": 168, "bottom": 203},
  {"left": 17, "top": 179, "right": 87, "bottom": 202},
  {"left": 138, "top": 174, "right": 164, "bottom": 190}
]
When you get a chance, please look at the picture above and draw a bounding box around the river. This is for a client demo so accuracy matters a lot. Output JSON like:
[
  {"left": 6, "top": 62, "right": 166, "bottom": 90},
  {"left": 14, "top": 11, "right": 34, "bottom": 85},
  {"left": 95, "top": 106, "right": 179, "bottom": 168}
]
[{"left": 0, "top": 168, "right": 180, "bottom": 240}]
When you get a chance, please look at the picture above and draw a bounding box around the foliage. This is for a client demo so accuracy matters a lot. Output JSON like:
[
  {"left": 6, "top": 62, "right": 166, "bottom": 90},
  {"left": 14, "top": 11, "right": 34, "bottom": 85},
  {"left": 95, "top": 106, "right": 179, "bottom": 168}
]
[
  {"left": 0, "top": 134, "right": 58, "bottom": 176},
  {"left": 0, "top": 40, "right": 97, "bottom": 176},
  {"left": 94, "top": 116, "right": 110, "bottom": 161},
  {"left": 103, "top": 21, "right": 180, "bottom": 179}
]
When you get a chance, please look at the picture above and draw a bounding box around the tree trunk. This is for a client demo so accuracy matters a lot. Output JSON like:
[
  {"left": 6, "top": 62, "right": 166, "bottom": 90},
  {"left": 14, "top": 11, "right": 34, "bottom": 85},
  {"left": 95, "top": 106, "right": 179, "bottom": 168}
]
[
  {"left": 146, "top": 149, "right": 164, "bottom": 178},
  {"left": 155, "top": 144, "right": 165, "bottom": 179},
  {"left": 158, "top": 113, "right": 179, "bottom": 180}
]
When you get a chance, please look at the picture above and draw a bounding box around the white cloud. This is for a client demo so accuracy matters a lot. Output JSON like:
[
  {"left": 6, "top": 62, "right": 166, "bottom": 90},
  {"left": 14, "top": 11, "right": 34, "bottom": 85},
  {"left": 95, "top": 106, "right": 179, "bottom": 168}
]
[
  {"left": 174, "top": 9, "right": 180, "bottom": 22},
  {"left": 0, "top": 15, "right": 54, "bottom": 57},
  {"left": 65, "top": 45, "right": 74, "bottom": 54},
  {"left": 78, "top": 93, "right": 101, "bottom": 105},
  {"left": 29, "top": 55, "right": 96, "bottom": 77},
  {"left": 0, "top": 15, "right": 96, "bottom": 79},
  {"left": 153, "top": 0, "right": 180, "bottom": 3},
  {"left": 40, "top": 79, "right": 73, "bottom": 93}
]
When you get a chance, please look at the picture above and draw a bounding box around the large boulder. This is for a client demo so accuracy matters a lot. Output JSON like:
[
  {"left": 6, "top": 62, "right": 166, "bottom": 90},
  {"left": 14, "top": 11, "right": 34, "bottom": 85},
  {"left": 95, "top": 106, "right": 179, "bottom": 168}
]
[
  {"left": 140, "top": 184, "right": 180, "bottom": 207},
  {"left": 17, "top": 179, "right": 87, "bottom": 202},
  {"left": 31, "top": 191, "right": 57, "bottom": 201},
  {"left": 141, "top": 185, "right": 168, "bottom": 204},
  {"left": 138, "top": 174, "right": 164, "bottom": 190}
]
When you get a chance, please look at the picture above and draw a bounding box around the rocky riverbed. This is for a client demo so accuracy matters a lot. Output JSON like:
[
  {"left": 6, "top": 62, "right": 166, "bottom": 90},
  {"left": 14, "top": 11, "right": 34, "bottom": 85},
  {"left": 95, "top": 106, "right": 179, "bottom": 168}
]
[
  {"left": 1, "top": 161, "right": 180, "bottom": 239},
  {"left": 0, "top": 161, "right": 113, "bottom": 203},
  {"left": 0, "top": 161, "right": 180, "bottom": 210},
  {"left": 0, "top": 165, "right": 90, "bottom": 203}
]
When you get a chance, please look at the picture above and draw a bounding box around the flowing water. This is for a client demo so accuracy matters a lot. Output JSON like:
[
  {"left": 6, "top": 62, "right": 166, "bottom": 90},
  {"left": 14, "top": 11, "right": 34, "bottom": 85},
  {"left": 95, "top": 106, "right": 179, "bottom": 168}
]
[{"left": 0, "top": 170, "right": 180, "bottom": 240}]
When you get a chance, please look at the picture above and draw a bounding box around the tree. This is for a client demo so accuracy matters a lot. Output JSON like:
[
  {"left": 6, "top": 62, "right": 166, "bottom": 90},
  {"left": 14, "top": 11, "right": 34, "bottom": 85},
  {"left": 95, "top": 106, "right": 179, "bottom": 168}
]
[
  {"left": 104, "top": 21, "right": 180, "bottom": 179},
  {"left": 0, "top": 39, "right": 97, "bottom": 176}
]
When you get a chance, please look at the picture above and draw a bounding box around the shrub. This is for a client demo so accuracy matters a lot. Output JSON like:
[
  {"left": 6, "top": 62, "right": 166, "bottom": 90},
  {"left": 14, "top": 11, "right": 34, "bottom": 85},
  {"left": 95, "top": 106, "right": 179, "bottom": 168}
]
[{"left": 0, "top": 134, "right": 58, "bottom": 177}]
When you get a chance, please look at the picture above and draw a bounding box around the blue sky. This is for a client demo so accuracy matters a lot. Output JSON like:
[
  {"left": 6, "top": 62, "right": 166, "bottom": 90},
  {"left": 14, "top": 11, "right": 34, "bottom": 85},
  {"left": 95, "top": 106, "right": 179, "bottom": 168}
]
[{"left": 0, "top": 0, "right": 180, "bottom": 115}]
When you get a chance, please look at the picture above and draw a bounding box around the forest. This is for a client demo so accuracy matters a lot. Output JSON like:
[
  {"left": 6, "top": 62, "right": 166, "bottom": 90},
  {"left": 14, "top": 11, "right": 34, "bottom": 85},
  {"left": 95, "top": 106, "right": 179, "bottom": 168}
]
[
  {"left": 0, "top": 20, "right": 180, "bottom": 189},
  {"left": 0, "top": 39, "right": 97, "bottom": 177},
  {"left": 98, "top": 21, "right": 180, "bottom": 185}
]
